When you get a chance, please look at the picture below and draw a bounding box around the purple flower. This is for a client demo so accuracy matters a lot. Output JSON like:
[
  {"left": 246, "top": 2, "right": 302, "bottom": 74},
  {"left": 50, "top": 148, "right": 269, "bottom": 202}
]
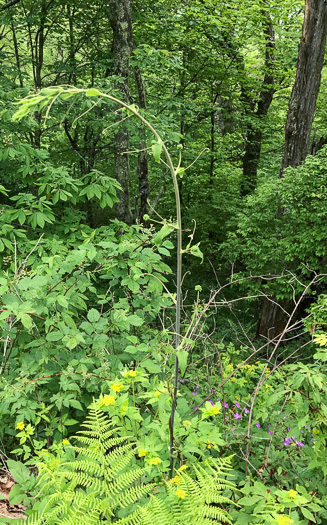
[
  {"left": 180, "top": 379, "right": 185, "bottom": 383},
  {"left": 192, "top": 391, "right": 197, "bottom": 396},
  {"left": 301, "top": 430, "right": 303, "bottom": 433},
  {"left": 196, "top": 386, "right": 200, "bottom": 390},
  {"left": 223, "top": 403, "right": 229, "bottom": 409},
  {"left": 59, "top": 356, "right": 62, "bottom": 359},
  {"left": 268, "top": 431, "right": 273, "bottom": 435},
  {"left": 232, "top": 428, "right": 235, "bottom": 431},
  {"left": 287, "top": 427, "right": 290, "bottom": 431},
  {"left": 234, "top": 413, "right": 242, "bottom": 420},
  {"left": 256, "top": 423, "right": 260, "bottom": 429},
  {"left": 244, "top": 408, "right": 249, "bottom": 414},
  {"left": 193, "top": 406, "right": 197, "bottom": 410},
  {"left": 209, "top": 389, "right": 212, "bottom": 393},
  {"left": 217, "top": 398, "right": 220, "bottom": 403},
  {"left": 210, "top": 400, "right": 214, "bottom": 406},
  {"left": 235, "top": 402, "right": 240, "bottom": 408},
  {"left": 284, "top": 439, "right": 290, "bottom": 446},
  {"left": 296, "top": 441, "right": 304, "bottom": 447}
]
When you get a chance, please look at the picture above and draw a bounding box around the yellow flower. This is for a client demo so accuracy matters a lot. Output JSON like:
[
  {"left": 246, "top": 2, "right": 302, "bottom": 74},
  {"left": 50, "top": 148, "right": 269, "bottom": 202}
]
[
  {"left": 111, "top": 383, "right": 124, "bottom": 392},
  {"left": 235, "top": 395, "right": 240, "bottom": 401},
  {"left": 276, "top": 516, "right": 293, "bottom": 525},
  {"left": 210, "top": 406, "right": 220, "bottom": 415},
  {"left": 150, "top": 457, "right": 162, "bottom": 465},
  {"left": 138, "top": 448, "right": 147, "bottom": 457},
  {"left": 101, "top": 395, "right": 115, "bottom": 406},
  {"left": 265, "top": 384, "right": 272, "bottom": 388},
  {"left": 183, "top": 420, "right": 192, "bottom": 427},
  {"left": 231, "top": 377, "right": 236, "bottom": 382},
  {"left": 155, "top": 390, "right": 162, "bottom": 397},
  {"left": 169, "top": 475, "right": 181, "bottom": 485},
  {"left": 16, "top": 422, "right": 25, "bottom": 430},
  {"left": 176, "top": 488, "right": 186, "bottom": 499},
  {"left": 62, "top": 439, "right": 70, "bottom": 445},
  {"left": 129, "top": 370, "right": 137, "bottom": 377},
  {"left": 255, "top": 361, "right": 260, "bottom": 364},
  {"left": 178, "top": 465, "right": 188, "bottom": 471},
  {"left": 288, "top": 489, "right": 297, "bottom": 499},
  {"left": 312, "top": 428, "right": 320, "bottom": 434}
]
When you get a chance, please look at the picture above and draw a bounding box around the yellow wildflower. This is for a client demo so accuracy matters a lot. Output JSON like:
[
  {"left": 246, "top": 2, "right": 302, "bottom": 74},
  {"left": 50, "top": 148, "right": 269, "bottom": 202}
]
[
  {"left": 231, "top": 377, "right": 236, "bottom": 382},
  {"left": 178, "top": 465, "right": 188, "bottom": 471},
  {"left": 169, "top": 475, "right": 181, "bottom": 485},
  {"left": 276, "top": 516, "right": 293, "bottom": 525},
  {"left": 235, "top": 395, "right": 240, "bottom": 401},
  {"left": 255, "top": 361, "right": 260, "bottom": 364},
  {"left": 176, "top": 489, "right": 186, "bottom": 499},
  {"left": 129, "top": 370, "right": 137, "bottom": 377},
  {"left": 111, "top": 383, "right": 124, "bottom": 392},
  {"left": 101, "top": 395, "right": 115, "bottom": 406},
  {"left": 265, "top": 384, "right": 272, "bottom": 389},
  {"left": 149, "top": 457, "right": 162, "bottom": 465},
  {"left": 312, "top": 428, "right": 320, "bottom": 434},
  {"left": 62, "top": 439, "right": 70, "bottom": 445},
  {"left": 138, "top": 448, "right": 147, "bottom": 457},
  {"left": 16, "top": 422, "right": 25, "bottom": 430},
  {"left": 155, "top": 390, "right": 162, "bottom": 397},
  {"left": 183, "top": 420, "right": 192, "bottom": 427},
  {"left": 288, "top": 489, "right": 297, "bottom": 499}
]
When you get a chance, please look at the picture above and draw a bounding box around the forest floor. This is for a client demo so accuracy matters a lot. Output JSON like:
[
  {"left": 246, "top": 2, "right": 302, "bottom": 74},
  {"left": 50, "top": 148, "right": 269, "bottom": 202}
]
[{"left": 0, "top": 470, "right": 25, "bottom": 521}]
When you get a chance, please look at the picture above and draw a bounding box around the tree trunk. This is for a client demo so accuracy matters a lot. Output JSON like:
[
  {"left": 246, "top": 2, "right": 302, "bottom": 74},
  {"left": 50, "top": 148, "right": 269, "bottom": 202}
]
[
  {"left": 257, "top": 0, "right": 327, "bottom": 340},
  {"left": 280, "top": 0, "right": 327, "bottom": 175},
  {"left": 241, "top": 4, "right": 275, "bottom": 196},
  {"left": 109, "top": 0, "right": 133, "bottom": 225}
]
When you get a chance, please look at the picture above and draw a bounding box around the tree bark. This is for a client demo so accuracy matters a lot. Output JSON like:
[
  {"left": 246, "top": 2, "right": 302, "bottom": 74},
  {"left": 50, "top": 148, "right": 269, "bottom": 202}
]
[
  {"left": 280, "top": 0, "right": 327, "bottom": 175},
  {"left": 109, "top": 0, "right": 133, "bottom": 225},
  {"left": 241, "top": 4, "right": 275, "bottom": 196},
  {"left": 257, "top": 0, "right": 327, "bottom": 340}
]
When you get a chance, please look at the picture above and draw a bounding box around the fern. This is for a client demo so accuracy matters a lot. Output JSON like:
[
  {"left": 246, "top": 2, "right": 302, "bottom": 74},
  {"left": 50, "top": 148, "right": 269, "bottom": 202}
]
[{"left": 9, "top": 402, "right": 237, "bottom": 525}]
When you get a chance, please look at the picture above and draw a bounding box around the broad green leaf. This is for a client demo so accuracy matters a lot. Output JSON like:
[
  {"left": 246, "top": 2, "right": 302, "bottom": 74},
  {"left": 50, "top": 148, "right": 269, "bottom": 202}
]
[
  {"left": 87, "top": 308, "right": 100, "bottom": 323},
  {"left": 153, "top": 224, "right": 175, "bottom": 246},
  {"left": 176, "top": 349, "right": 188, "bottom": 376}
]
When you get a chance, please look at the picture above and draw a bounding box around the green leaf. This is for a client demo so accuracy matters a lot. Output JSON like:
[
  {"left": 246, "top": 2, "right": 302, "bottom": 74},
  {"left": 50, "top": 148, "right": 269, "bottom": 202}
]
[
  {"left": 8, "top": 483, "right": 25, "bottom": 506},
  {"left": 86, "top": 88, "right": 101, "bottom": 97},
  {"left": 153, "top": 224, "right": 175, "bottom": 246},
  {"left": 7, "top": 459, "right": 31, "bottom": 485},
  {"left": 87, "top": 308, "right": 100, "bottom": 323},
  {"left": 127, "top": 314, "right": 144, "bottom": 326},
  {"left": 176, "top": 349, "right": 188, "bottom": 376},
  {"left": 57, "top": 295, "right": 69, "bottom": 308},
  {"left": 151, "top": 141, "right": 163, "bottom": 163},
  {"left": 19, "top": 313, "right": 33, "bottom": 330},
  {"left": 301, "top": 507, "right": 316, "bottom": 522},
  {"left": 190, "top": 244, "right": 203, "bottom": 263}
]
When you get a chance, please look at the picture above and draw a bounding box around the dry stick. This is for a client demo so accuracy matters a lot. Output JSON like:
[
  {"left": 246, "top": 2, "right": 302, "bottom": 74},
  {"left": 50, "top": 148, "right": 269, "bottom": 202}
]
[
  {"left": 245, "top": 276, "right": 322, "bottom": 471},
  {"left": 190, "top": 314, "right": 312, "bottom": 416}
]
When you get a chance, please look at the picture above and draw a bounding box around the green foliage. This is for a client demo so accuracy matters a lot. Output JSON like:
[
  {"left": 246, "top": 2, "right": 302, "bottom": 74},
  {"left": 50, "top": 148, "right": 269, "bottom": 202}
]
[{"left": 5, "top": 402, "right": 236, "bottom": 525}]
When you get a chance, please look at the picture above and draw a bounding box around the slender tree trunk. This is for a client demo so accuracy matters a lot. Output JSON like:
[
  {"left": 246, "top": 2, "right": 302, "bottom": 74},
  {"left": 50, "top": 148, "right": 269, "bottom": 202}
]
[
  {"left": 109, "top": 0, "right": 133, "bottom": 225},
  {"left": 241, "top": 4, "right": 275, "bottom": 196},
  {"left": 257, "top": 0, "right": 327, "bottom": 340},
  {"left": 134, "top": 64, "right": 149, "bottom": 223}
]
